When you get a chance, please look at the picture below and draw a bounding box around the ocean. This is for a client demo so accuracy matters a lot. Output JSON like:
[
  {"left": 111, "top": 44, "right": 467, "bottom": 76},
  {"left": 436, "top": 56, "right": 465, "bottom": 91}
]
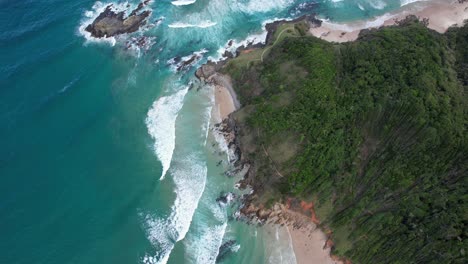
[{"left": 0, "top": 1, "right": 421, "bottom": 263}]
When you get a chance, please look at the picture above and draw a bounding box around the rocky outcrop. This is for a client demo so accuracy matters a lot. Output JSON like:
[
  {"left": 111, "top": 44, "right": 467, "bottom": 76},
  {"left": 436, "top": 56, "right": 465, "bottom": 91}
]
[
  {"left": 265, "top": 14, "right": 322, "bottom": 45},
  {"left": 195, "top": 62, "right": 222, "bottom": 81},
  {"left": 85, "top": 1, "right": 152, "bottom": 38},
  {"left": 214, "top": 116, "right": 245, "bottom": 170}
]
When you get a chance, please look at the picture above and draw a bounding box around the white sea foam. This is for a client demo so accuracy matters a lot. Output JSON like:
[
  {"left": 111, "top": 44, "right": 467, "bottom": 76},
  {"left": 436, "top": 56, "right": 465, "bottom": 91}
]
[
  {"left": 267, "top": 226, "right": 297, "bottom": 264},
  {"left": 369, "top": 0, "right": 387, "bottom": 10},
  {"left": 170, "top": 155, "right": 208, "bottom": 242},
  {"left": 146, "top": 87, "right": 188, "bottom": 180},
  {"left": 185, "top": 223, "right": 227, "bottom": 264},
  {"left": 238, "top": 0, "right": 294, "bottom": 14},
  {"left": 142, "top": 154, "right": 208, "bottom": 264},
  {"left": 232, "top": 244, "right": 241, "bottom": 252},
  {"left": 171, "top": 0, "right": 196, "bottom": 6},
  {"left": 167, "top": 48, "right": 209, "bottom": 72},
  {"left": 168, "top": 21, "right": 217, "bottom": 28}
]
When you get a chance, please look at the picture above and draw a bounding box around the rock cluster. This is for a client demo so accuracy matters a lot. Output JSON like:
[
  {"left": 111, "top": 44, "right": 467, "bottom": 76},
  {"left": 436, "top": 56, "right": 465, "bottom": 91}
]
[{"left": 85, "top": 1, "right": 151, "bottom": 38}]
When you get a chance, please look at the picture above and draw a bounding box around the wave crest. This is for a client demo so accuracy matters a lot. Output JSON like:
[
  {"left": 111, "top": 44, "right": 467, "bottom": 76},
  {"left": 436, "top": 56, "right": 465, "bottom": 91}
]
[
  {"left": 146, "top": 88, "right": 188, "bottom": 180},
  {"left": 168, "top": 21, "right": 217, "bottom": 28}
]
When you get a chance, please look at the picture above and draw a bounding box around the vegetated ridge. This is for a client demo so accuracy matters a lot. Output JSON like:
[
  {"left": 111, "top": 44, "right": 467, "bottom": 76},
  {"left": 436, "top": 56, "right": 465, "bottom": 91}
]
[{"left": 223, "top": 17, "right": 467, "bottom": 263}]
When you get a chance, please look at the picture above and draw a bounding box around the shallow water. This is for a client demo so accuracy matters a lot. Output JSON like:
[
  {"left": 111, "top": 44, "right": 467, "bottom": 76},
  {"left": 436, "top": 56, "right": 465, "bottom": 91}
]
[{"left": 0, "top": 0, "right": 419, "bottom": 263}]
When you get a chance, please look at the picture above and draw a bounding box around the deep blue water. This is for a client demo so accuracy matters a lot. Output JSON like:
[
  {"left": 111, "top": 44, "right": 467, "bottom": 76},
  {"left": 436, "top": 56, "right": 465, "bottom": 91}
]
[{"left": 0, "top": 1, "right": 415, "bottom": 263}]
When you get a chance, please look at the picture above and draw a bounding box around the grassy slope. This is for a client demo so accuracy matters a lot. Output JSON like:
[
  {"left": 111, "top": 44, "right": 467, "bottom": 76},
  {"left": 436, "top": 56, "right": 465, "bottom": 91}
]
[{"left": 224, "top": 19, "right": 467, "bottom": 263}]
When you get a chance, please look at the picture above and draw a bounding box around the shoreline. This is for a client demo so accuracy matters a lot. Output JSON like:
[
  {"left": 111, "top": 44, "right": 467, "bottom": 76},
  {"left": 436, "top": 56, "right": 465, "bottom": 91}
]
[
  {"left": 288, "top": 227, "right": 341, "bottom": 264},
  {"left": 214, "top": 84, "right": 236, "bottom": 120},
  {"left": 199, "top": 0, "right": 468, "bottom": 262},
  {"left": 211, "top": 74, "right": 240, "bottom": 120},
  {"left": 310, "top": 0, "right": 468, "bottom": 42}
]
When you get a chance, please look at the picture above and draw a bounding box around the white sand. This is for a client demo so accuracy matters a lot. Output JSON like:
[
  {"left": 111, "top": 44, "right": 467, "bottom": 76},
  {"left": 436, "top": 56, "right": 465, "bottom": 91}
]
[
  {"left": 214, "top": 84, "right": 236, "bottom": 120},
  {"left": 288, "top": 227, "right": 342, "bottom": 264},
  {"left": 310, "top": 0, "right": 468, "bottom": 43}
]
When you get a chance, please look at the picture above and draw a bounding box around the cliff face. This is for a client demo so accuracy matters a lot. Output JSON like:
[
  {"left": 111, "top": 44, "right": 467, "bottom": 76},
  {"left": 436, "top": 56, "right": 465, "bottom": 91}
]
[{"left": 219, "top": 18, "right": 467, "bottom": 263}]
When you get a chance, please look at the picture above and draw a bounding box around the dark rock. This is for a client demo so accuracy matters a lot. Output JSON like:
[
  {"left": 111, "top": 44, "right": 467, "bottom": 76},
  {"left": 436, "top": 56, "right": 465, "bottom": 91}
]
[
  {"left": 216, "top": 240, "right": 237, "bottom": 263},
  {"left": 176, "top": 54, "right": 199, "bottom": 72},
  {"left": 216, "top": 192, "right": 236, "bottom": 206},
  {"left": 195, "top": 63, "right": 218, "bottom": 80},
  {"left": 85, "top": 2, "right": 151, "bottom": 38},
  {"left": 223, "top": 50, "right": 234, "bottom": 59}
]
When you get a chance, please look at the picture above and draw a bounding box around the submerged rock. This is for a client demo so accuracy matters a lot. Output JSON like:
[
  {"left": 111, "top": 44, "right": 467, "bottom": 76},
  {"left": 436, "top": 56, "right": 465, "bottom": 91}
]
[
  {"left": 216, "top": 240, "right": 237, "bottom": 263},
  {"left": 216, "top": 192, "right": 236, "bottom": 206},
  {"left": 85, "top": 2, "right": 151, "bottom": 38}
]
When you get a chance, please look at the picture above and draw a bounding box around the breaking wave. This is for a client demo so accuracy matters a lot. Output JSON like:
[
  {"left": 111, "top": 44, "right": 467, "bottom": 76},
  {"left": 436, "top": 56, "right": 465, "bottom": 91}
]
[
  {"left": 185, "top": 223, "right": 227, "bottom": 264},
  {"left": 146, "top": 87, "right": 188, "bottom": 180},
  {"left": 168, "top": 21, "right": 217, "bottom": 28},
  {"left": 238, "top": 0, "right": 295, "bottom": 14},
  {"left": 171, "top": 0, "right": 197, "bottom": 6},
  {"left": 142, "top": 153, "right": 208, "bottom": 264}
]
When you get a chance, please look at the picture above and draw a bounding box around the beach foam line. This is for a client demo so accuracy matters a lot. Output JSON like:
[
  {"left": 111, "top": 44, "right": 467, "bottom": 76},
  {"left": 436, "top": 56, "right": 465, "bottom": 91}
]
[
  {"left": 168, "top": 21, "right": 217, "bottom": 28},
  {"left": 146, "top": 87, "right": 188, "bottom": 180},
  {"left": 171, "top": 0, "right": 196, "bottom": 6}
]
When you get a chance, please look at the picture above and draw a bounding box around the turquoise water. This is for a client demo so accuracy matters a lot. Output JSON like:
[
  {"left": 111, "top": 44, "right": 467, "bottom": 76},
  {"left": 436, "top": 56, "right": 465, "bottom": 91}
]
[{"left": 0, "top": 1, "right": 416, "bottom": 263}]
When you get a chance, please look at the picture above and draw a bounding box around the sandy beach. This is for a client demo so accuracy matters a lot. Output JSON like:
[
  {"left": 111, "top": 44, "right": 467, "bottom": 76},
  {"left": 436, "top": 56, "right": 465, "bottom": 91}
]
[
  {"left": 288, "top": 227, "right": 342, "bottom": 264},
  {"left": 283, "top": 208, "right": 343, "bottom": 264},
  {"left": 211, "top": 73, "right": 240, "bottom": 120},
  {"left": 214, "top": 84, "right": 236, "bottom": 120},
  {"left": 310, "top": 0, "right": 468, "bottom": 42},
  {"left": 254, "top": 202, "right": 344, "bottom": 264}
]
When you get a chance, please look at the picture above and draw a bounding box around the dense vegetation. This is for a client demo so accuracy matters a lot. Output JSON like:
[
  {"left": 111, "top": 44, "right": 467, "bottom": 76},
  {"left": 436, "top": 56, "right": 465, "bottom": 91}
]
[{"left": 224, "top": 18, "right": 467, "bottom": 263}]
